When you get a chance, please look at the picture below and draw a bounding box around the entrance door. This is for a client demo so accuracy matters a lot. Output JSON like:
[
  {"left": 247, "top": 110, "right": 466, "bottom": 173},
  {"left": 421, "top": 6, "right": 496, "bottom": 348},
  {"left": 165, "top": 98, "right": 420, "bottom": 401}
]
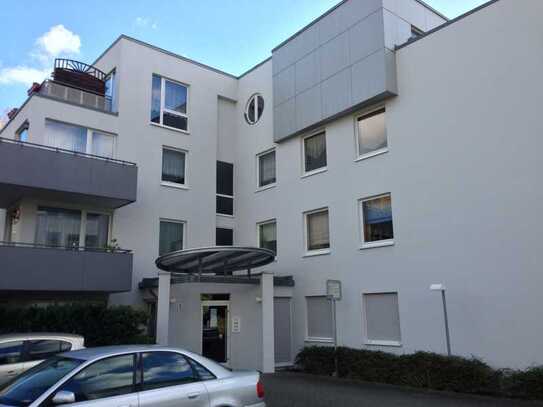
[
  {"left": 201, "top": 302, "right": 228, "bottom": 363},
  {"left": 274, "top": 297, "right": 292, "bottom": 365}
]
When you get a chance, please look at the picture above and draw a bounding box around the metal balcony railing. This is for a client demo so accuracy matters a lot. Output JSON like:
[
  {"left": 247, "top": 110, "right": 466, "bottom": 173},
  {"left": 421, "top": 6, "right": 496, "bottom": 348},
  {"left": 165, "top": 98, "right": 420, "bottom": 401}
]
[
  {"left": 0, "top": 241, "right": 131, "bottom": 254},
  {"left": 54, "top": 59, "right": 107, "bottom": 82}
]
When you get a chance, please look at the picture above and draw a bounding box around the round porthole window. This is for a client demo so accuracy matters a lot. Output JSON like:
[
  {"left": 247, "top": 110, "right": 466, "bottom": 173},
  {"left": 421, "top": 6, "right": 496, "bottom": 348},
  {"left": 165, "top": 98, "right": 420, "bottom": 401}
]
[{"left": 245, "top": 93, "right": 264, "bottom": 125}]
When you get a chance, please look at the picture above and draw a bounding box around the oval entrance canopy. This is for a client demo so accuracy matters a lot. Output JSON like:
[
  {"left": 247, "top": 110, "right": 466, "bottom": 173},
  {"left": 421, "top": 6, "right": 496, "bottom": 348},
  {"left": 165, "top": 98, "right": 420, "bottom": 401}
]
[{"left": 155, "top": 246, "right": 275, "bottom": 275}]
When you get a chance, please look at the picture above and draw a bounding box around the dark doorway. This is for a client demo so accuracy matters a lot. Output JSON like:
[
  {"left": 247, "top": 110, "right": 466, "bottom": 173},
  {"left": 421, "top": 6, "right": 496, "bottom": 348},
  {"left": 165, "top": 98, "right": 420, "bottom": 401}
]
[{"left": 202, "top": 304, "right": 228, "bottom": 363}]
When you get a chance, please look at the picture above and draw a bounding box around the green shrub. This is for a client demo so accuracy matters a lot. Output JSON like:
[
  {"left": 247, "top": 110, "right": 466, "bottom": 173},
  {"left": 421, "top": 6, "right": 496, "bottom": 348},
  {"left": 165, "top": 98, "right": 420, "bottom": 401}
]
[
  {"left": 296, "top": 346, "right": 541, "bottom": 400},
  {"left": 0, "top": 304, "right": 153, "bottom": 347}
]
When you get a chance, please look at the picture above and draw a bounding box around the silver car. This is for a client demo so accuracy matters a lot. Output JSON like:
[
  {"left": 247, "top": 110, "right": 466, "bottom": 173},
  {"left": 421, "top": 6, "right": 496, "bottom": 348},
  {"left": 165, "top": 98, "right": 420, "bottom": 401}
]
[
  {"left": 0, "top": 345, "right": 265, "bottom": 407},
  {"left": 0, "top": 334, "right": 85, "bottom": 386}
]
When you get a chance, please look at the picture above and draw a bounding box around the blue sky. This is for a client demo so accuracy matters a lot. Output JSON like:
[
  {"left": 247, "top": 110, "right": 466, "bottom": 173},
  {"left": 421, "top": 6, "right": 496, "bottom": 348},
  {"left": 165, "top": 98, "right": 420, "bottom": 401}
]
[{"left": 0, "top": 0, "right": 488, "bottom": 121}]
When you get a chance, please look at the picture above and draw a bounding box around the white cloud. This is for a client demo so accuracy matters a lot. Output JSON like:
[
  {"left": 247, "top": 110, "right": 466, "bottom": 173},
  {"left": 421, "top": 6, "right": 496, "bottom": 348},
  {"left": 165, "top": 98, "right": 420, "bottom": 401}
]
[
  {"left": 0, "top": 25, "right": 80, "bottom": 87},
  {"left": 36, "top": 25, "right": 81, "bottom": 58},
  {"left": 0, "top": 66, "right": 50, "bottom": 86},
  {"left": 134, "top": 16, "right": 158, "bottom": 30}
]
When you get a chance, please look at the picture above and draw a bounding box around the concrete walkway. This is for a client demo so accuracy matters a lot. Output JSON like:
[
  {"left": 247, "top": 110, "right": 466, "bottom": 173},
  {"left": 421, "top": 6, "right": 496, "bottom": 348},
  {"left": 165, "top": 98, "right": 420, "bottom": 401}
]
[{"left": 262, "top": 372, "right": 543, "bottom": 407}]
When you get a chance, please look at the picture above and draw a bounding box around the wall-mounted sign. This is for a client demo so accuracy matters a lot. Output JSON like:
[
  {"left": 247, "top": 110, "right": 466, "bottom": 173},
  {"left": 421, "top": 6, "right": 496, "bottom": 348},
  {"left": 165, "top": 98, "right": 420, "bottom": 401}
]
[
  {"left": 232, "top": 316, "right": 241, "bottom": 333},
  {"left": 326, "top": 279, "right": 342, "bottom": 301}
]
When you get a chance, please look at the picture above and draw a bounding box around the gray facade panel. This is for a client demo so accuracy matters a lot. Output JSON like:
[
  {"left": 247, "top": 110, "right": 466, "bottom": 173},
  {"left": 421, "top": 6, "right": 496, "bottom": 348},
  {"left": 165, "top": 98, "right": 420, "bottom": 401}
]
[
  {"left": 273, "top": 65, "right": 296, "bottom": 107},
  {"left": 319, "top": 32, "right": 351, "bottom": 81},
  {"left": 322, "top": 68, "right": 352, "bottom": 118},
  {"left": 349, "top": 11, "right": 385, "bottom": 63},
  {"left": 0, "top": 245, "right": 133, "bottom": 292},
  {"left": 295, "top": 51, "right": 320, "bottom": 94},
  {"left": 295, "top": 85, "right": 322, "bottom": 130},
  {"left": 0, "top": 140, "right": 137, "bottom": 209}
]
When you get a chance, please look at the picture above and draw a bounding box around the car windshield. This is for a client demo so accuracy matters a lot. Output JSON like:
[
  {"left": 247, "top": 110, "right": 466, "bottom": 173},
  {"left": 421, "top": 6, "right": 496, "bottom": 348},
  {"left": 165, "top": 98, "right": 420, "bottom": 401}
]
[{"left": 0, "top": 356, "right": 83, "bottom": 406}]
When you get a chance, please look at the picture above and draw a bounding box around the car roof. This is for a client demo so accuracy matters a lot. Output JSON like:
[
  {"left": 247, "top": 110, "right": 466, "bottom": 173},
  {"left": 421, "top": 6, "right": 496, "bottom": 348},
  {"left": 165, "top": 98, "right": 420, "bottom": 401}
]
[{"left": 0, "top": 333, "right": 84, "bottom": 342}]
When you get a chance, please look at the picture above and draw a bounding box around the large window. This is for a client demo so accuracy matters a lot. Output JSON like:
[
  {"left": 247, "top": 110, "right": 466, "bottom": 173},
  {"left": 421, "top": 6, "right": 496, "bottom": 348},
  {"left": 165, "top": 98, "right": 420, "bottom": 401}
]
[
  {"left": 356, "top": 108, "right": 387, "bottom": 159},
  {"left": 257, "top": 149, "right": 276, "bottom": 188},
  {"left": 258, "top": 220, "right": 277, "bottom": 254},
  {"left": 363, "top": 292, "right": 401, "bottom": 345},
  {"left": 360, "top": 194, "right": 394, "bottom": 247},
  {"left": 159, "top": 220, "right": 185, "bottom": 255},
  {"left": 35, "top": 207, "right": 110, "bottom": 249},
  {"left": 151, "top": 74, "right": 189, "bottom": 132},
  {"left": 216, "top": 161, "right": 234, "bottom": 216},
  {"left": 162, "top": 148, "right": 187, "bottom": 186},
  {"left": 60, "top": 354, "right": 136, "bottom": 401},
  {"left": 303, "top": 132, "right": 327, "bottom": 174},
  {"left": 142, "top": 352, "right": 197, "bottom": 390},
  {"left": 304, "top": 208, "right": 330, "bottom": 254},
  {"left": 306, "top": 296, "right": 333, "bottom": 341},
  {"left": 45, "top": 120, "right": 115, "bottom": 158}
]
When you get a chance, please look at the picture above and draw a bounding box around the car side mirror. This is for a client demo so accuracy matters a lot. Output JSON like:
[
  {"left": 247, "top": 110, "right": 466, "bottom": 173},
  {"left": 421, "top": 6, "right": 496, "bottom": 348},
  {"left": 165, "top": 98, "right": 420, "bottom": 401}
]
[{"left": 52, "top": 390, "right": 76, "bottom": 405}]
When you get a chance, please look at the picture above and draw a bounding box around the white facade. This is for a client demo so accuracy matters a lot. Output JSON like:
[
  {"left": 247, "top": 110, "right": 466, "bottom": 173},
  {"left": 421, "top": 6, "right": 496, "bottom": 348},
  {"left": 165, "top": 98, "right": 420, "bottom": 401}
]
[{"left": 1, "top": 0, "right": 541, "bottom": 370}]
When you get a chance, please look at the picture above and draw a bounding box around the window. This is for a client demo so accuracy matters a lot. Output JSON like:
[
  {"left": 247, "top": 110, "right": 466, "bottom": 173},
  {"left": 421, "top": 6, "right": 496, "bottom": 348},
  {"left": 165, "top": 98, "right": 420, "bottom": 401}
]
[
  {"left": 26, "top": 340, "right": 72, "bottom": 361},
  {"left": 142, "top": 352, "right": 197, "bottom": 390},
  {"left": 216, "top": 228, "right": 233, "bottom": 246},
  {"left": 257, "top": 149, "right": 276, "bottom": 188},
  {"left": 245, "top": 93, "right": 264, "bottom": 125},
  {"left": 306, "top": 296, "right": 333, "bottom": 341},
  {"left": 258, "top": 220, "right": 277, "bottom": 254},
  {"left": 151, "top": 74, "right": 189, "bottom": 131},
  {"left": 85, "top": 213, "right": 110, "bottom": 248},
  {"left": 36, "top": 207, "right": 82, "bottom": 248},
  {"left": 216, "top": 161, "right": 234, "bottom": 216},
  {"left": 15, "top": 121, "right": 29, "bottom": 142},
  {"left": 360, "top": 194, "right": 394, "bottom": 247},
  {"left": 303, "top": 132, "right": 327, "bottom": 174},
  {"left": 159, "top": 220, "right": 184, "bottom": 255},
  {"left": 60, "top": 354, "right": 136, "bottom": 401},
  {"left": 363, "top": 292, "right": 401, "bottom": 345},
  {"left": 104, "top": 71, "right": 117, "bottom": 112},
  {"left": 162, "top": 148, "right": 187, "bottom": 186},
  {"left": 357, "top": 108, "right": 387, "bottom": 159},
  {"left": 304, "top": 208, "right": 330, "bottom": 254},
  {"left": 0, "top": 341, "right": 23, "bottom": 365},
  {"left": 44, "top": 120, "right": 116, "bottom": 158}
]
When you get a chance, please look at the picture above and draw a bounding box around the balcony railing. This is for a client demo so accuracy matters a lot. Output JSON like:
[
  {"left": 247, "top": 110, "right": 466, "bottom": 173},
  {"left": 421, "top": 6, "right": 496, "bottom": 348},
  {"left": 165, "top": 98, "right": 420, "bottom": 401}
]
[
  {"left": 0, "top": 241, "right": 131, "bottom": 254},
  {"left": 40, "top": 80, "right": 113, "bottom": 112},
  {"left": 0, "top": 136, "right": 136, "bottom": 167}
]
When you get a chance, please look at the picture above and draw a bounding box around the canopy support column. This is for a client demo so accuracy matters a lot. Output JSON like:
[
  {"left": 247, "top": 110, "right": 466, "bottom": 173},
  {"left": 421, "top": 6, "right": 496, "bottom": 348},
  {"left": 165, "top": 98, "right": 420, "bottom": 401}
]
[
  {"left": 156, "top": 271, "right": 171, "bottom": 345},
  {"left": 260, "top": 272, "right": 275, "bottom": 373}
]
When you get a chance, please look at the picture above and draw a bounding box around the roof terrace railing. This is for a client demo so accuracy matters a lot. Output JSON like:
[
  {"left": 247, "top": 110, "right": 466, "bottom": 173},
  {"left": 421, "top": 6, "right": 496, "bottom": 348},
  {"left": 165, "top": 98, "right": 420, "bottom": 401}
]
[
  {"left": 54, "top": 59, "right": 107, "bottom": 82},
  {"left": 0, "top": 136, "right": 136, "bottom": 167}
]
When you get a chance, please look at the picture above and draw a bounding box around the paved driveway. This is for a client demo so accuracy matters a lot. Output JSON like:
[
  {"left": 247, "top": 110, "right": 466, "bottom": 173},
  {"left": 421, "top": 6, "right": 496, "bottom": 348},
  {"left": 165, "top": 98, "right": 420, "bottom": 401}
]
[{"left": 263, "top": 372, "right": 543, "bottom": 407}]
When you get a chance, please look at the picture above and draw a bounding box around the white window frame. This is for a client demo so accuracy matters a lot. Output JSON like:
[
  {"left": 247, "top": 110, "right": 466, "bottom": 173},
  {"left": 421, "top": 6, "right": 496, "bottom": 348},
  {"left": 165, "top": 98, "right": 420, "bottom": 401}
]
[
  {"left": 359, "top": 193, "right": 394, "bottom": 250},
  {"left": 354, "top": 106, "right": 388, "bottom": 162},
  {"left": 256, "top": 148, "right": 277, "bottom": 191},
  {"left": 150, "top": 75, "right": 190, "bottom": 134},
  {"left": 362, "top": 291, "right": 402, "bottom": 347},
  {"left": 303, "top": 207, "right": 331, "bottom": 257},
  {"left": 34, "top": 205, "right": 113, "bottom": 249},
  {"left": 301, "top": 130, "right": 327, "bottom": 178},
  {"left": 305, "top": 295, "right": 334, "bottom": 343},
  {"left": 161, "top": 146, "right": 189, "bottom": 190},
  {"left": 245, "top": 93, "right": 264, "bottom": 125},
  {"left": 45, "top": 119, "right": 117, "bottom": 159},
  {"left": 256, "top": 219, "right": 277, "bottom": 254},
  {"left": 158, "top": 218, "right": 187, "bottom": 256}
]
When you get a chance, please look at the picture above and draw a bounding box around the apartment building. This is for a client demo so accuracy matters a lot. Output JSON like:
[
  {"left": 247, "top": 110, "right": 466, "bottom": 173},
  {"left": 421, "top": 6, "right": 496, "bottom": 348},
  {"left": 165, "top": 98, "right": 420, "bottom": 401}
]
[{"left": 1, "top": 0, "right": 541, "bottom": 371}]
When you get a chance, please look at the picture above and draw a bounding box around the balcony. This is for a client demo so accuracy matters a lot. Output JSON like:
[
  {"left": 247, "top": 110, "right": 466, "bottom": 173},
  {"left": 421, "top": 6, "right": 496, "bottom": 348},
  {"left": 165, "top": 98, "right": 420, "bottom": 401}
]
[
  {"left": 0, "top": 242, "right": 133, "bottom": 293},
  {"left": 0, "top": 137, "right": 137, "bottom": 209},
  {"left": 39, "top": 80, "right": 113, "bottom": 112}
]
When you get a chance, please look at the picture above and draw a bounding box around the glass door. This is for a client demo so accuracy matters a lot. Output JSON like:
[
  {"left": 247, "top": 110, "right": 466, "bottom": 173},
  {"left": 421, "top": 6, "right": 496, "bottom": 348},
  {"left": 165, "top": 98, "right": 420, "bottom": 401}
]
[{"left": 201, "top": 302, "right": 229, "bottom": 364}]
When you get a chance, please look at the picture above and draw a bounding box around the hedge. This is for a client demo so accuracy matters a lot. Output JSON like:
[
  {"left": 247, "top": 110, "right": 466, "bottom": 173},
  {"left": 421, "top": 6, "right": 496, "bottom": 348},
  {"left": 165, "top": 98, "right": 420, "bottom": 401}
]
[
  {"left": 0, "top": 304, "right": 154, "bottom": 347},
  {"left": 295, "top": 346, "right": 543, "bottom": 400}
]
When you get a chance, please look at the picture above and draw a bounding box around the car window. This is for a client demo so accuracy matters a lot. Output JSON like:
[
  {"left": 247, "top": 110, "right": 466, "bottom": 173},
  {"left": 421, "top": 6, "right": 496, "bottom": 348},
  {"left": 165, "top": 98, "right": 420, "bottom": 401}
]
[
  {"left": 142, "top": 352, "right": 197, "bottom": 390},
  {"left": 0, "top": 341, "right": 23, "bottom": 365},
  {"left": 26, "top": 340, "right": 71, "bottom": 361},
  {"left": 187, "top": 357, "right": 216, "bottom": 381},
  {"left": 59, "top": 354, "right": 135, "bottom": 401},
  {"left": 0, "top": 357, "right": 82, "bottom": 407}
]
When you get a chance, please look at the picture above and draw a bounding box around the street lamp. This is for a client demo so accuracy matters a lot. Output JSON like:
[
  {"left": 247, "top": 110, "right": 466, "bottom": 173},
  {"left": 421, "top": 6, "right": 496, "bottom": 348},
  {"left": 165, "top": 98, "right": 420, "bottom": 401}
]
[{"left": 430, "top": 284, "right": 451, "bottom": 356}]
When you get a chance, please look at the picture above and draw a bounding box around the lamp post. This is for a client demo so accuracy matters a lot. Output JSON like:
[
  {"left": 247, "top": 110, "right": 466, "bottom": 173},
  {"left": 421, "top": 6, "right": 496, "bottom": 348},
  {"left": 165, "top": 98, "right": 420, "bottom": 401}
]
[{"left": 430, "top": 284, "right": 451, "bottom": 356}]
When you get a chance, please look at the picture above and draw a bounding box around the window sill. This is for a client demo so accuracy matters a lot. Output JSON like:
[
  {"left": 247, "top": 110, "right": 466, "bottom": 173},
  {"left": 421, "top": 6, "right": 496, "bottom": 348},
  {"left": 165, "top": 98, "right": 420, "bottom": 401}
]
[
  {"left": 301, "top": 167, "right": 327, "bottom": 179},
  {"left": 360, "top": 240, "right": 394, "bottom": 250},
  {"left": 305, "top": 337, "right": 334, "bottom": 344},
  {"left": 255, "top": 183, "right": 276, "bottom": 193},
  {"left": 303, "top": 249, "right": 331, "bottom": 258},
  {"left": 150, "top": 121, "right": 190, "bottom": 135},
  {"left": 355, "top": 148, "right": 388, "bottom": 162},
  {"left": 216, "top": 213, "right": 235, "bottom": 218},
  {"left": 365, "top": 340, "right": 402, "bottom": 347},
  {"left": 161, "top": 181, "right": 189, "bottom": 190}
]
